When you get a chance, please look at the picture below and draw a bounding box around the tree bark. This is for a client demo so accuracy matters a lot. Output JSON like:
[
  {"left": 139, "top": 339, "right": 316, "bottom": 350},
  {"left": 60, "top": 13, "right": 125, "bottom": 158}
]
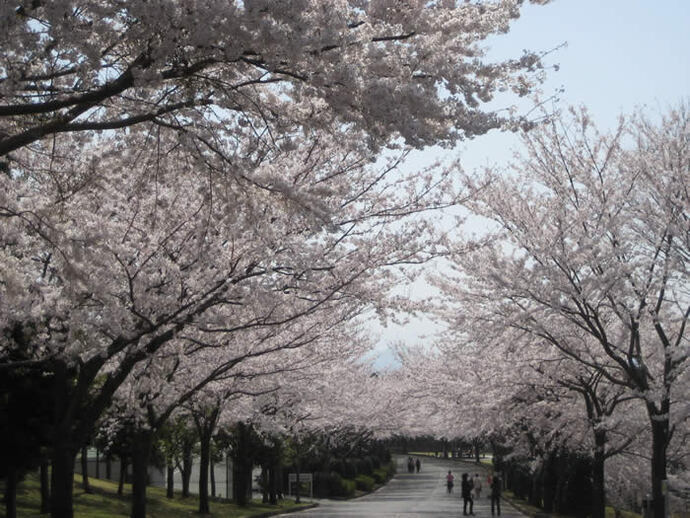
[
  {"left": 198, "top": 428, "right": 212, "bottom": 514},
  {"left": 210, "top": 459, "right": 216, "bottom": 499},
  {"left": 269, "top": 463, "right": 279, "bottom": 505},
  {"left": 649, "top": 412, "right": 669, "bottom": 518},
  {"left": 166, "top": 463, "right": 175, "bottom": 499},
  {"left": 295, "top": 460, "right": 301, "bottom": 504},
  {"left": 591, "top": 431, "right": 607, "bottom": 518},
  {"left": 118, "top": 458, "right": 127, "bottom": 496},
  {"left": 50, "top": 442, "right": 77, "bottom": 518},
  {"left": 130, "top": 430, "right": 153, "bottom": 518},
  {"left": 4, "top": 465, "right": 18, "bottom": 518},
  {"left": 261, "top": 466, "right": 269, "bottom": 503},
  {"left": 80, "top": 446, "right": 92, "bottom": 493},
  {"left": 40, "top": 458, "right": 51, "bottom": 514},
  {"left": 181, "top": 441, "right": 193, "bottom": 498}
]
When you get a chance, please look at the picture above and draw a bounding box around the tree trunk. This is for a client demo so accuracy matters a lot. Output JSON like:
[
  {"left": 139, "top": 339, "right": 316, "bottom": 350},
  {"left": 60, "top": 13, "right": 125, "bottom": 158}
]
[
  {"left": 105, "top": 456, "right": 112, "bottom": 481},
  {"left": 295, "top": 460, "right": 301, "bottom": 504},
  {"left": 269, "top": 462, "right": 279, "bottom": 505},
  {"left": 181, "top": 442, "right": 193, "bottom": 498},
  {"left": 4, "top": 465, "right": 18, "bottom": 518},
  {"left": 649, "top": 412, "right": 669, "bottom": 518},
  {"left": 50, "top": 442, "right": 77, "bottom": 518},
  {"left": 40, "top": 458, "right": 51, "bottom": 514},
  {"left": 262, "top": 466, "right": 269, "bottom": 503},
  {"left": 528, "top": 465, "right": 542, "bottom": 508},
  {"left": 198, "top": 428, "right": 212, "bottom": 514},
  {"left": 210, "top": 459, "right": 216, "bottom": 499},
  {"left": 80, "top": 446, "right": 92, "bottom": 493},
  {"left": 166, "top": 463, "right": 175, "bottom": 499},
  {"left": 130, "top": 430, "right": 153, "bottom": 518},
  {"left": 232, "top": 422, "right": 253, "bottom": 507},
  {"left": 118, "top": 458, "right": 128, "bottom": 496},
  {"left": 591, "top": 431, "right": 607, "bottom": 518},
  {"left": 543, "top": 453, "right": 556, "bottom": 513}
]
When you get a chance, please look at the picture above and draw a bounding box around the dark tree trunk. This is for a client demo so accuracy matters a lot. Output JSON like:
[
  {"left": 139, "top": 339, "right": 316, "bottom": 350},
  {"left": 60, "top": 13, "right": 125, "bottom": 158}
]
[
  {"left": 130, "top": 430, "right": 153, "bottom": 518},
  {"left": 181, "top": 442, "right": 193, "bottom": 498},
  {"left": 80, "top": 446, "right": 92, "bottom": 493},
  {"left": 269, "top": 466, "right": 279, "bottom": 505},
  {"left": 232, "top": 422, "right": 254, "bottom": 507},
  {"left": 542, "top": 452, "right": 556, "bottom": 513},
  {"left": 649, "top": 412, "right": 669, "bottom": 518},
  {"left": 528, "top": 465, "right": 542, "bottom": 508},
  {"left": 166, "top": 463, "right": 175, "bottom": 499},
  {"left": 118, "top": 458, "right": 128, "bottom": 496},
  {"left": 95, "top": 449, "right": 100, "bottom": 479},
  {"left": 295, "top": 460, "right": 301, "bottom": 504},
  {"left": 50, "top": 442, "right": 77, "bottom": 518},
  {"left": 262, "top": 466, "right": 269, "bottom": 503},
  {"left": 4, "top": 466, "right": 18, "bottom": 518},
  {"left": 40, "top": 458, "right": 51, "bottom": 514},
  {"left": 210, "top": 459, "right": 216, "bottom": 499},
  {"left": 193, "top": 404, "right": 220, "bottom": 514},
  {"left": 591, "top": 431, "right": 607, "bottom": 518},
  {"left": 198, "top": 428, "right": 212, "bottom": 514},
  {"left": 105, "top": 456, "right": 112, "bottom": 480}
]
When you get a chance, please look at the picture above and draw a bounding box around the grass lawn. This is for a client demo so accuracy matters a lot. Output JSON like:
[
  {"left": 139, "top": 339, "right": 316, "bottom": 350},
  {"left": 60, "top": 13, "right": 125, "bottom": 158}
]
[
  {"left": 2, "top": 473, "right": 313, "bottom": 518},
  {"left": 502, "top": 490, "right": 646, "bottom": 518}
]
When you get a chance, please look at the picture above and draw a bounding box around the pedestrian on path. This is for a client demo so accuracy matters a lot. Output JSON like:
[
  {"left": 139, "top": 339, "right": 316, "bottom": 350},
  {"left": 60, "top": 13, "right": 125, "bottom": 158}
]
[
  {"left": 491, "top": 474, "right": 502, "bottom": 516},
  {"left": 461, "top": 473, "right": 474, "bottom": 515},
  {"left": 415, "top": 458, "right": 421, "bottom": 473},
  {"left": 472, "top": 473, "right": 482, "bottom": 500},
  {"left": 446, "top": 470, "right": 455, "bottom": 493}
]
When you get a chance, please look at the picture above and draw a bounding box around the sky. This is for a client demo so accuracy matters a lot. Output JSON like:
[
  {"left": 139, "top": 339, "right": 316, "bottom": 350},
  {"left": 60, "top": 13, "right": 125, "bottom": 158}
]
[{"left": 370, "top": 0, "right": 690, "bottom": 368}]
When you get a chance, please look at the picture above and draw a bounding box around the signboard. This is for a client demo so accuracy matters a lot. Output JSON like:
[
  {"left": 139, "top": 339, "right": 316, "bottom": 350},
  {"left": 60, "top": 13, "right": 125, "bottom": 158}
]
[{"left": 288, "top": 473, "right": 313, "bottom": 498}]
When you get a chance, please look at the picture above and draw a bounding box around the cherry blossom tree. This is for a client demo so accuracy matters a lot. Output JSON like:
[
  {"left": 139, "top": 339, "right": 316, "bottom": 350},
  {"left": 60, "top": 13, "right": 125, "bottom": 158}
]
[
  {"left": 0, "top": 3, "right": 557, "bottom": 517},
  {"left": 433, "top": 104, "right": 690, "bottom": 518},
  {"left": 1, "top": 0, "right": 550, "bottom": 158}
]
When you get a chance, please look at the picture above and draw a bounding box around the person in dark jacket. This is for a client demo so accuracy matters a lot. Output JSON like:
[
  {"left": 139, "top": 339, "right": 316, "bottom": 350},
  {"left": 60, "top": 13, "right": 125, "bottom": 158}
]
[
  {"left": 491, "top": 474, "right": 502, "bottom": 516},
  {"left": 461, "top": 473, "right": 474, "bottom": 515}
]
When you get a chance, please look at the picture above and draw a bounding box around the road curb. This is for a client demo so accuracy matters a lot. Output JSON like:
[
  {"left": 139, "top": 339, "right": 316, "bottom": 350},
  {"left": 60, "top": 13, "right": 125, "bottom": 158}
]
[{"left": 252, "top": 503, "right": 319, "bottom": 517}]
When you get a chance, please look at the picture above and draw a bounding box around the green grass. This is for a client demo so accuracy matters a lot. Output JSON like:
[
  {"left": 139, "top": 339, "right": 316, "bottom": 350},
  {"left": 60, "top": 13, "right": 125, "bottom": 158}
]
[
  {"left": 605, "top": 507, "right": 641, "bottom": 518},
  {"left": 2, "top": 473, "right": 313, "bottom": 518}
]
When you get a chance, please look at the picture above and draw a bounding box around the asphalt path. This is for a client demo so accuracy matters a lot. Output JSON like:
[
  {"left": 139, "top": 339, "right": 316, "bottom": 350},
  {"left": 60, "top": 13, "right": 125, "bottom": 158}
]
[{"left": 280, "top": 455, "right": 526, "bottom": 518}]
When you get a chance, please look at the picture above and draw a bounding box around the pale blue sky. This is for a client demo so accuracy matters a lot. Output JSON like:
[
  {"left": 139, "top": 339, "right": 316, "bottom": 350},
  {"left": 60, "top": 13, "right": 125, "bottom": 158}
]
[{"left": 371, "top": 0, "right": 690, "bottom": 368}]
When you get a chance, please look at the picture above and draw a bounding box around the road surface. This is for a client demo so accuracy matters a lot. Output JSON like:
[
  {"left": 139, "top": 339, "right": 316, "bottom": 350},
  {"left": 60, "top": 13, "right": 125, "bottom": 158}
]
[{"left": 280, "top": 455, "right": 525, "bottom": 517}]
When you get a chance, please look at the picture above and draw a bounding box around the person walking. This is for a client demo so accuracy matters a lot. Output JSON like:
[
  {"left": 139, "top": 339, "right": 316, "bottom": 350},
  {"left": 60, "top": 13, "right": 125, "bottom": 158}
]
[
  {"left": 446, "top": 470, "right": 455, "bottom": 493},
  {"left": 491, "top": 474, "right": 502, "bottom": 516},
  {"left": 461, "top": 473, "right": 474, "bottom": 515},
  {"left": 472, "top": 473, "right": 482, "bottom": 500},
  {"left": 415, "top": 458, "right": 421, "bottom": 473}
]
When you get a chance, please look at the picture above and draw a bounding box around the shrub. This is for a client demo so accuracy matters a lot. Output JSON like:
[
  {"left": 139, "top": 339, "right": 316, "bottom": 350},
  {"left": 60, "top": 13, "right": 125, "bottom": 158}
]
[
  {"left": 313, "top": 471, "right": 356, "bottom": 498},
  {"left": 341, "top": 459, "right": 358, "bottom": 479},
  {"left": 356, "top": 456, "right": 374, "bottom": 476},
  {"left": 372, "top": 468, "right": 387, "bottom": 484},
  {"left": 355, "top": 474, "right": 375, "bottom": 492}
]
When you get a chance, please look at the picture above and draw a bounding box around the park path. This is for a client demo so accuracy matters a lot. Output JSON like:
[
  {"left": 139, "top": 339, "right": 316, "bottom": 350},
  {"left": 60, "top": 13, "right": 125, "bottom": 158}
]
[{"left": 279, "top": 455, "right": 526, "bottom": 518}]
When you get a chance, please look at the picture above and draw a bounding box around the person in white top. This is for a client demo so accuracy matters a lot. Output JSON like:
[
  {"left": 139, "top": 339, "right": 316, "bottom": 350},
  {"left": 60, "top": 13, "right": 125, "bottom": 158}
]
[{"left": 472, "top": 473, "right": 483, "bottom": 500}]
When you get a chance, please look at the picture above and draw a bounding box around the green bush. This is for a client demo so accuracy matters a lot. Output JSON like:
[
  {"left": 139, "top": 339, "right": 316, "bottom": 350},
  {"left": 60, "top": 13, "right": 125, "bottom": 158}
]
[
  {"left": 356, "top": 456, "right": 374, "bottom": 475},
  {"left": 341, "top": 459, "right": 358, "bottom": 479},
  {"left": 340, "top": 478, "right": 356, "bottom": 497},
  {"left": 355, "top": 474, "right": 375, "bottom": 492},
  {"left": 372, "top": 468, "right": 387, "bottom": 484},
  {"left": 313, "top": 471, "right": 356, "bottom": 498}
]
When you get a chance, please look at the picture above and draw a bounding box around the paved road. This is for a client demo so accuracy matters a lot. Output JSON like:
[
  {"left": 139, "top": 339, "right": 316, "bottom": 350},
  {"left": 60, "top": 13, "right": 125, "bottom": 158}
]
[{"left": 280, "top": 456, "right": 525, "bottom": 517}]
